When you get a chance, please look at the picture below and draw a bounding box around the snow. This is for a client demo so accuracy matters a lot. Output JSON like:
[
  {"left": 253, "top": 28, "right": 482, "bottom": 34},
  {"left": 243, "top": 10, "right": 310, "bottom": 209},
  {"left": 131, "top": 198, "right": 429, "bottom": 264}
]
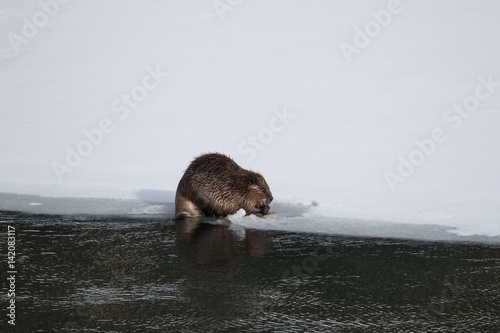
[{"left": 1, "top": 0, "right": 499, "bottom": 242}]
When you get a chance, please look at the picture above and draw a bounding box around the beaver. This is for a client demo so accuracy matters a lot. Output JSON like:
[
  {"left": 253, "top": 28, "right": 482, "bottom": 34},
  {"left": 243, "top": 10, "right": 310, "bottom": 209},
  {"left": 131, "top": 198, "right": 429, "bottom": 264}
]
[{"left": 174, "top": 153, "right": 273, "bottom": 219}]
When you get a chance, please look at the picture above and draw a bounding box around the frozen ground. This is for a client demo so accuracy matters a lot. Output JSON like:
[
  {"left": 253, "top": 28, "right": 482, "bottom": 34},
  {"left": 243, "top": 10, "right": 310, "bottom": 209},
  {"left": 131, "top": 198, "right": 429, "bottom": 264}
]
[{"left": 1, "top": 0, "right": 499, "bottom": 241}]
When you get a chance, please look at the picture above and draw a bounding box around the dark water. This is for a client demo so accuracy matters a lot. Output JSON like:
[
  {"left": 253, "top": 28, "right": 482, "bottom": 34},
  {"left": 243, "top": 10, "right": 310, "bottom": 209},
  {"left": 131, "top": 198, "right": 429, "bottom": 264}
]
[{"left": 1, "top": 211, "right": 499, "bottom": 332}]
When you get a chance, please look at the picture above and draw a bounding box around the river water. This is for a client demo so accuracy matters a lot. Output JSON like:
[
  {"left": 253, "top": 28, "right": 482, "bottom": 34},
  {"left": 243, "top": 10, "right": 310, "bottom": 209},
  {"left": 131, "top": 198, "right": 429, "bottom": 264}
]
[{"left": 1, "top": 210, "right": 499, "bottom": 332}]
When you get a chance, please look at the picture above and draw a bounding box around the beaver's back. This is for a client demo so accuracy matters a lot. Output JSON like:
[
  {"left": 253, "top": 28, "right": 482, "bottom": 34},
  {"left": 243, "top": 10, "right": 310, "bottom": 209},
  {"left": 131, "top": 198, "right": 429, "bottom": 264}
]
[{"left": 184, "top": 153, "right": 241, "bottom": 178}]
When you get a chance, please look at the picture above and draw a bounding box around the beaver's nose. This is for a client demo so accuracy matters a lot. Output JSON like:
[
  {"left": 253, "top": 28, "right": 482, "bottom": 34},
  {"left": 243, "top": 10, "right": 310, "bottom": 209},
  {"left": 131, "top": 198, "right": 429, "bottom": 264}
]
[{"left": 261, "top": 205, "right": 270, "bottom": 215}]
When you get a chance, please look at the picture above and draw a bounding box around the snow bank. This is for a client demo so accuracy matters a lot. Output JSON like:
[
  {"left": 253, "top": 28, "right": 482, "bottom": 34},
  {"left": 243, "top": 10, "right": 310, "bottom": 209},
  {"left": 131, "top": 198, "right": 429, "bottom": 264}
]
[{"left": 1, "top": 0, "right": 499, "bottom": 240}]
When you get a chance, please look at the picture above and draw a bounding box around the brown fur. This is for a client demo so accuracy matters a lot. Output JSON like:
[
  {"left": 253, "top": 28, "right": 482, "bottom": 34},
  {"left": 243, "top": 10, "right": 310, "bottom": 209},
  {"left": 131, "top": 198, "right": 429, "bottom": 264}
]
[{"left": 174, "top": 153, "right": 273, "bottom": 219}]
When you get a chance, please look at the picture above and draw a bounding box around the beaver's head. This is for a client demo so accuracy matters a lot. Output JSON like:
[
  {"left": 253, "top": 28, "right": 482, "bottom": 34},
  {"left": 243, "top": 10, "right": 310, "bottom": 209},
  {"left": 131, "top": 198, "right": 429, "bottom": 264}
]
[{"left": 243, "top": 171, "right": 273, "bottom": 215}]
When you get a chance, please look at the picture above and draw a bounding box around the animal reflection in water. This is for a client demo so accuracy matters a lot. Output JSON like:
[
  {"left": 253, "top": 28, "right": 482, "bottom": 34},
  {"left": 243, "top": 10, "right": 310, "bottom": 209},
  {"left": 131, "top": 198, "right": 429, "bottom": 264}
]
[{"left": 175, "top": 219, "right": 270, "bottom": 266}]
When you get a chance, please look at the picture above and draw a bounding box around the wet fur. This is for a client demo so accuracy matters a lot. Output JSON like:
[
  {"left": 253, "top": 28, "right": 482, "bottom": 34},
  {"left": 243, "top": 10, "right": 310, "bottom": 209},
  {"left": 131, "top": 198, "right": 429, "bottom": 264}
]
[{"left": 175, "top": 153, "right": 273, "bottom": 219}]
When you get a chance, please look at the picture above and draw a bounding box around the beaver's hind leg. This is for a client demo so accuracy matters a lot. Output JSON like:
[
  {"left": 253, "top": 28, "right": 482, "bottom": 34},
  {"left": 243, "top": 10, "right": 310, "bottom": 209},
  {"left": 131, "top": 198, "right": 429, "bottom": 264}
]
[{"left": 174, "top": 194, "right": 204, "bottom": 219}]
